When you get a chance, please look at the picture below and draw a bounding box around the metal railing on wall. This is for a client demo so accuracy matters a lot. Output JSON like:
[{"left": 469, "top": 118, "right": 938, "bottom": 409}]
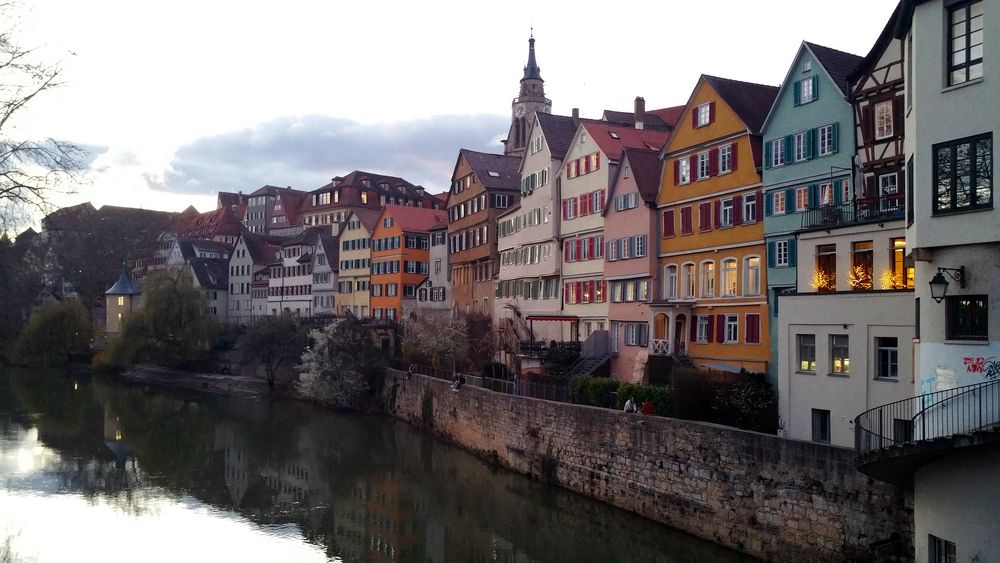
[
  {"left": 403, "top": 363, "right": 571, "bottom": 403},
  {"left": 855, "top": 378, "right": 1000, "bottom": 455}
]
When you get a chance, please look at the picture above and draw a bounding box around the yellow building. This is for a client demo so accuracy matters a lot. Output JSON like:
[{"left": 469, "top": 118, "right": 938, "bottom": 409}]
[
  {"left": 652, "top": 75, "right": 778, "bottom": 373},
  {"left": 337, "top": 208, "right": 380, "bottom": 317},
  {"left": 104, "top": 264, "right": 141, "bottom": 335}
]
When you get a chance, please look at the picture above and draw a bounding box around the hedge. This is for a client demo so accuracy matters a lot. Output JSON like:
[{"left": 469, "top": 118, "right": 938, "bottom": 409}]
[
  {"left": 571, "top": 377, "right": 672, "bottom": 415},
  {"left": 616, "top": 383, "right": 672, "bottom": 416}
]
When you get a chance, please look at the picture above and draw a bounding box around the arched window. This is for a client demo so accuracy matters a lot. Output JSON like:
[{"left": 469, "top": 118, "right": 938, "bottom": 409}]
[
  {"left": 664, "top": 264, "right": 678, "bottom": 299},
  {"left": 682, "top": 263, "right": 696, "bottom": 299},
  {"left": 722, "top": 258, "right": 738, "bottom": 296},
  {"left": 700, "top": 261, "right": 716, "bottom": 297},
  {"left": 743, "top": 256, "right": 761, "bottom": 296}
]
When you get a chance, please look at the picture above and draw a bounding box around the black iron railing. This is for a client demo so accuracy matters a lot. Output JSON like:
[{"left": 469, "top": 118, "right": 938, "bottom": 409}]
[
  {"left": 406, "top": 363, "right": 571, "bottom": 403},
  {"left": 855, "top": 378, "right": 1000, "bottom": 455},
  {"left": 802, "top": 196, "right": 904, "bottom": 230}
]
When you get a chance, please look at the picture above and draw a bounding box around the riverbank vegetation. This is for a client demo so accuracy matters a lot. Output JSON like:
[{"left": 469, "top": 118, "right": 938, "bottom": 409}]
[
  {"left": 296, "top": 317, "right": 386, "bottom": 409},
  {"left": 11, "top": 299, "right": 91, "bottom": 366},
  {"left": 96, "top": 270, "right": 218, "bottom": 371},
  {"left": 237, "top": 314, "right": 307, "bottom": 391}
]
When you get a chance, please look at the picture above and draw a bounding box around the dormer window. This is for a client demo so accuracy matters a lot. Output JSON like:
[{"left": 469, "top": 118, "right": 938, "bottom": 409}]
[
  {"left": 609, "top": 131, "right": 620, "bottom": 140},
  {"left": 487, "top": 171, "right": 500, "bottom": 178},
  {"left": 802, "top": 58, "right": 812, "bottom": 72},
  {"left": 384, "top": 217, "right": 393, "bottom": 228},
  {"left": 696, "top": 103, "right": 712, "bottom": 127},
  {"left": 361, "top": 179, "right": 372, "bottom": 188}
]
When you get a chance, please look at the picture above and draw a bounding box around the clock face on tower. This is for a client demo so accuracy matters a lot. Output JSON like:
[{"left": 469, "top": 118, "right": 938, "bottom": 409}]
[{"left": 513, "top": 103, "right": 526, "bottom": 118}]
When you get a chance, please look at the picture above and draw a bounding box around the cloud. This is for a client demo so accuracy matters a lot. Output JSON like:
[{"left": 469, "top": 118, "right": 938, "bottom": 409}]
[{"left": 145, "top": 114, "right": 510, "bottom": 195}]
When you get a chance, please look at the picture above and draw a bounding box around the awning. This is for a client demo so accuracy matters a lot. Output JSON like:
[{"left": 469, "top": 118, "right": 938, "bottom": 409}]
[{"left": 526, "top": 315, "right": 579, "bottom": 322}]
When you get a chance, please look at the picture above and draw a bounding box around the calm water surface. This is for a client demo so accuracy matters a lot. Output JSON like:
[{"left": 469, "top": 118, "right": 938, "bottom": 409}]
[{"left": 0, "top": 369, "right": 753, "bottom": 563}]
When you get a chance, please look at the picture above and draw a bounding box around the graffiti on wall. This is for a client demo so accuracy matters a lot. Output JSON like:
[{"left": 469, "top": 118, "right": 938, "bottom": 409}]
[{"left": 963, "top": 356, "right": 1000, "bottom": 380}]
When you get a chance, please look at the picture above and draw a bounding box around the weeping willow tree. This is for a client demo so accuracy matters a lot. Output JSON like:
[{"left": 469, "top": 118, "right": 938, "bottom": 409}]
[{"left": 103, "top": 269, "right": 218, "bottom": 369}]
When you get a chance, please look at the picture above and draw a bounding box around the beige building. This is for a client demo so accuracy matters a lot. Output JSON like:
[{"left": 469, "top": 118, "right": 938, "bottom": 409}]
[
  {"left": 337, "top": 208, "right": 379, "bottom": 317},
  {"left": 104, "top": 265, "right": 142, "bottom": 335}
]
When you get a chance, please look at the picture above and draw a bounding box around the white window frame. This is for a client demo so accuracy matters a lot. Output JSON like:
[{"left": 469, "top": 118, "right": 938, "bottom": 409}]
[
  {"left": 874, "top": 100, "right": 894, "bottom": 140},
  {"left": 800, "top": 77, "right": 815, "bottom": 104},
  {"left": 743, "top": 193, "right": 757, "bottom": 222},
  {"left": 696, "top": 315, "right": 710, "bottom": 343},
  {"left": 697, "top": 152, "right": 710, "bottom": 180},
  {"left": 743, "top": 256, "right": 761, "bottom": 296},
  {"left": 775, "top": 240, "right": 789, "bottom": 267},
  {"left": 771, "top": 139, "right": 785, "bottom": 167},
  {"left": 696, "top": 103, "right": 711, "bottom": 127},
  {"left": 700, "top": 260, "right": 715, "bottom": 298},
  {"left": 795, "top": 186, "right": 809, "bottom": 212},
  {"left": 794, "top": 131, "right": 808, "bottom": 162},
  {"left": 719, "top": 144, "right": 733, "bottom": 174},
  {"left": 665, "top": 265, "right": 678, "bottom": 299},
  {"left": 773, "top": 191, "right": 786, "bottom": 215},
  {"left": 721, "top": 199, "right": 734, "bottom": 227},
  {"left": 725, "top": 314, "right": 739, "bottom": 343},
  {"left": 721, "top": 258, "right": 738, "bottom": 296},
  {"left": 682, "top": 263, "right": 696, "bottom": 299},
  {"left": 678, "top": 158, "right": 691, "bottom": 185},
  {"left": 818, "top": 124, "right": 834, "bottom": 156}
]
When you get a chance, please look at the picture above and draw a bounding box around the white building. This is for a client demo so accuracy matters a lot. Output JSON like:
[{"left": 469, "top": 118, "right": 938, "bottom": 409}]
[
  {"left": 267, "top": 228, "right": 322, "bottom": 317},
  {"left": 312, "top": 234, "right": 338, "bottom": 317},
  {"left": 228, "top": 232, "right": 283, "bottom": 325},
  {"left": 405, "top": 223, "right": 452, "bottom": 319}
]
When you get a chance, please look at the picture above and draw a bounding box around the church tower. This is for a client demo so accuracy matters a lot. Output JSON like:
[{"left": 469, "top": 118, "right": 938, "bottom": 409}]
[{"left": 504, "top": 33, "right": 552, "bottom": 157}]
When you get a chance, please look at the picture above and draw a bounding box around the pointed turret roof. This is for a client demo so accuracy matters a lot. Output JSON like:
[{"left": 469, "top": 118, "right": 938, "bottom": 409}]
[
  {"left": 522, "top": 34, "right": 542, "bottom": 82},
  {"left": 105, "top": 264, "right": 141, "bottom": 296}
]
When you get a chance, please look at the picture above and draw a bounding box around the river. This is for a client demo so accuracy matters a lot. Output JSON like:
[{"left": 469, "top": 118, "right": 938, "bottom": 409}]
[{"left": 0, "top": 369, "right": 754, "bottom": 563}]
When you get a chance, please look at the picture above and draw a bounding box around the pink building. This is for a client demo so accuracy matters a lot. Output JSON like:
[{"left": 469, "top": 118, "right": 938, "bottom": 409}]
[{"left": 604, "top": 148, "right": 663, "bottom": 382}]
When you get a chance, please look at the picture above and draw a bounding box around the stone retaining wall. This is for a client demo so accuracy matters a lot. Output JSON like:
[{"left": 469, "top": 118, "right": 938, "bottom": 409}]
[{"left": 384, "top": 369, "right": 912, "bottom": 561}]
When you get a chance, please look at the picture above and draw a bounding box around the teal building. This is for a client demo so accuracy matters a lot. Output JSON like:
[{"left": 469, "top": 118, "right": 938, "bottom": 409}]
[{"left": 759, "top": 42, "right": 863, "bottom": 384}]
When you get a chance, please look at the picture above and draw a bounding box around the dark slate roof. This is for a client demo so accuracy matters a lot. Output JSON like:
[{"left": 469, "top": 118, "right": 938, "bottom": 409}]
[
  {"left": 535, "top": 113, "right": 580, "bottom": 161},
  {"left": 804, "top": 42, "right": 865, "bottom": 96},
  {"left": 848, "top": 3, "right": 902, "bottom": 86},
  {"left": 703, "top": 75, "right": 780, "bottom": 135},
  {"left": 281, "top": 226, "right": 322, "bottom": 248},
  {"left": 459, "top": 149, "right": 521, "bottom": 191},
  {"left": 105, "top": 264, "right": 141, "bottom": 295},
  {"left": 522, "top": 36, "right": 542, "bottom": 81},
  {"left": 348, "top": 207, "right": 382, "bottom": 233},
  {"left": 622, "top": 148, "right": 663, "bottom": 205},
  {"left": 177, "top": 239, "right": 231, "bottom": 260},
  {"left": 189, "top": 258, "right": 228, "bottom": 290},
  {"left": 241, "top": 232, "right": 285, "bottom": 264},
  {"left": 319, "top": 234, "right": 339, "bottom": 271},
  {"left": 249, "top": 184, "right": 300, "bottom": 197},
  {"left": 603, "top": 106, "right": 684, "bottom": 132}
]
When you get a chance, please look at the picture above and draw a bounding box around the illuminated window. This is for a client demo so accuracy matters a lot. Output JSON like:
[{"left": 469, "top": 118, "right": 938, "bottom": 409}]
[
  {"left": 831, "top": 335, "right": 850, "bottom": 374},
  {"left": 797, "top": 334, "right": 816, "bottom": 372}
]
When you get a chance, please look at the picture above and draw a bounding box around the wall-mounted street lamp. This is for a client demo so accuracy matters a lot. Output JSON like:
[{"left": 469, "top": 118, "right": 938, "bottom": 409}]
[{"left": 929, "top": 266, "right": 966, "bottom": 303}]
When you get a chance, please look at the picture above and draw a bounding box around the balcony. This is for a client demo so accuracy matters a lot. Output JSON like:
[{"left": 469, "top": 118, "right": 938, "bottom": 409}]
[
  {"left": 855, "top": 378, "right": 1000, "bottom": 486},
  {"left": 801, "top": 196, "right": 904, "bottom": 231}
]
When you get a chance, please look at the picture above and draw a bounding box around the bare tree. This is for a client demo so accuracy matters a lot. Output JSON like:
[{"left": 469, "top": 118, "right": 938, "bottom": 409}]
[{"left": 0, "top": 2, "right": 86, "bottom": 234}]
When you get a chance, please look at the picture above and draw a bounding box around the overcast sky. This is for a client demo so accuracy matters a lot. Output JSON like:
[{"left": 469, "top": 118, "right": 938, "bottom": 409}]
[{"left": 16, "top": 0, "right": 898, "bottom": 217}]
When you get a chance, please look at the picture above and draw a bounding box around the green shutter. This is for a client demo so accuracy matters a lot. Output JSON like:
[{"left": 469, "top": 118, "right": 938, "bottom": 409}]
[
  {"left": 767, "top": 241, "right": 776, "bottom": 268},
  {"left": 812, "top": 76, "right": 819, "bottom": 100},
  {"left": 783, "top": 135, "right": 794, "bottom": 162},
  {"left": 808, "top": 184, "right": 818, "bottom": 209},
  {"left": 764, "top": 140, "right": 772, "bottom": 169},
  {"left": 785, "top": 188, "right": 795, "bottom": 211},
  {"left": 832, "top": 122, "right": 840, "bottom": 154},
  {"left": 834, "top": 182, "right": 843, "bottom": 204},
  {"left": 806, "top": 129, "right": 816, "bottom": 159},
  {"left": 788, "top": 238, "right": 797, "bottom": 266},
  {"left": 765, "top": 192, "right": 773, "bottom": 216},
  {"left": 793, "top": 80, "right": 801, "bottom": 106}
]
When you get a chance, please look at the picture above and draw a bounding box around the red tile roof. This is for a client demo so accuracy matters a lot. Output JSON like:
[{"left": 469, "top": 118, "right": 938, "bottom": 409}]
[
  {"left": 177, "top": 206, "right": 245, "bottom": 239},
  {"left": 346, "top": 207, "right": 382, "bottom": 233},
  {"left": 581, "top": 122, "right": 671, "bottom": 162},
  {"left": 380, "top": 205, "right": 448, "bottom": 233},
  {"left": 647, "top": 106, "right": 685, "bottom": 128}
]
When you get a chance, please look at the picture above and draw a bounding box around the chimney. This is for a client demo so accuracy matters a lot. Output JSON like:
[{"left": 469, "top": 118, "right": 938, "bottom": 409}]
[
  {"left": 286, "top": 186, "right": 291, "bottom": 190},
  {"left": 634, "top": 96, "right": 646, "bottom": 130},
  {"left": 572, "top": 107, "right": 580, "bottom": 126},
  {"left": 415, "top": 187, "right": 425, "bottom": 195}
]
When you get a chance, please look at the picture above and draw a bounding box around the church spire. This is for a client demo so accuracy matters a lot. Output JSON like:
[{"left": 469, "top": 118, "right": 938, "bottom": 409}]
[{"left": 522, "top": 32, "right": 542, "bottom": 82}]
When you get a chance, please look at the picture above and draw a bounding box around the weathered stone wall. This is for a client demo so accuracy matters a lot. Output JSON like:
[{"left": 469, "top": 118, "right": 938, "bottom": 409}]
[{"left": 384, "top": 370, "right": 913, "bottom": 562}]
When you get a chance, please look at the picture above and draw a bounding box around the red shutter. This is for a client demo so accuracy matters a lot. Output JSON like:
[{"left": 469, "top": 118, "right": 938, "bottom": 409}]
[
  {"left": 734, "top": 195, "right": 743, "bottom": 225},
  {"left": 587, "top": 237, "right": 595, "bottom": 259},
  {"left": 564, "top": 283, "right": 571, "bottom": 303},
  {"left": 594, "top": 153, "right": 601, "bottom": 170},
  {"left": 580, "top": 194, "right": 588, "bottom": 216},
  {"left": 566, "top": 162, "right": 572, "bottom": 178},
  {"left": 564, "top": 240, "right": 571, "bottom": 261},
  {"left": 690, "top": 315, "right": 699, "bottom": 342},
  {"left": 575, "top": 282, "right": 583, "bottom": 303},
  {"left": 755, "top": 190, "right": 763, "bottom": 221},
  {"left": 583, "top": 156, "right": 591, "bottom": 174},
  {"left": 562, "top": 200, "right": 568, "bottom": 220},
  {"left": 714, "top": 200, "right": 722, "bottom": 228},
  {"left": 673, "top": 160, "right": 680, "bottom": 185},
  {"left": 708, "top": 102, "right": 716, "bottom": 124},
  {"left": 689, "top": 155, "right": 698, "bottom": 177},
  {"left": 746, "top": 313, "right": 760, "bottom": 344},
  {"left": 706, "top": 315, "right": 714, "bottom": 342},
  {"left": 599, "top": 189, "right": 606, "bottom": 210},
  {"left": 575, "top": 239, "right": 583, "bottom": 259},
  {"left": 699, "top": 202, "right": 712, "bottom": 231},
  {"left": 588, "top": 280, "right": 596, "bottom": 303},
  {"left": 691, "top": 109, "right": 698, "bottom": 128},
  {"left": 861, "top": 105, "right": 874, "bottom": 145},
  {"left": 715, "top": 315, "right": 726, "bottom": 343},
  {"left": 681, "top": 207, "right": 692, "bottom": 234},
  {"left": 663, "top": 209, "right": 675, "bottom": 237},
  {"left": 731, "top": 142, "right": 739, "bottom": 171},
  {"left": 709, "top": 148, "right": 719, "bottom": 176},
  {"left": 893, "top": 96, "right": 905, "bottom": 137}
]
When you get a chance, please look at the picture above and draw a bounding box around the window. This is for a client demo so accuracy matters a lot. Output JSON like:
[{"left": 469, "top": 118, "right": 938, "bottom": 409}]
[
  {"left": 495, "top": 194, "right": 509, "bottom": 208},
  {"left": 890, "top": 238, "right": 914, "bottom": 289},
  {"left": 678, "top": 158, "right": 691, "bottom": 184},
  {"left": 775, "top": 240, "right": 789, "bottom": 267},
  {"left": 117, "top": 296, "right": 124, "bottom": 306},
  {"left": 802, "top": 58, "right": 812, "bottom": 72},
  {"left": 820, "top": 182, "right": 834, "bottom": 206},
  {"left": 794, "top": 131, "right": 808, "bottom": 161},
  {"left": 623, "top": 165, "right": 630, "bottom": 179},
  {"left": 696, "top": 103, "right": 711, "bottom": 127},
  {"left": 773, "top": 191, "right": 786, "bottom": 215},
  {"left": 880, "top": 173, "right": 900, "bottom": 211},
  {"left": 794, "top": 186, "right": 809, "bottom": 212},
  {"left": 831, "top": 335, "right": 850, "bottom": 374},
  {"left": 665, "top": 265, "right": 678, "bottom": 299},
  {"left": 799, "top": 76, "right": 815, "bottom": 104},
  {"left": 697, "top": 152, "right": 710, "bottom": 179},
  {"left": 771, "top": 139, "right": 785, "bottom": 167},
  {"left": 946, "top": 295, "right": 988, "bottom": 341},
  {"left": 947, "top": 0, "right": 984, "bottom": 86},
  {"left": 724, "top": 314, "right": 738, "bottom": 343},
  {"left": 929, "top": 535, "right": 957, "bottom": 563},
  {"left": 743, "top": 193, "right": 757, "bottom": 222},
  {"left": 876, "top": 337, "right": 898, "bottom": 379},
  {"left": 818, "top": 124, "right": 835, "bottom": 156},
  {"left": 623, "top": 323, "right": 649, "bottom": 346},
  {"left": 383, "top": 217, "right": 393, "bottom": 228},
  {"left": 722, "top": 259, "right": 737, "bottom": 296},
  {"left": 798, "top": 334, "right": 816, "bottom": 372},
  {"left": 811, "top": 409, "right": 830, "bottom": 443},
  {"left": 815, "top": 244, "right": 837, "bottom": 292},
  {"left": 682, "top": 263, "right": 695, "bottom": 298},
  {"left": 721, "top": 199, "right": 734, "bottom": 227},
  {"left": 700, "top": 261, "right": 715, "bottom": 297},
  {"left": 874, "top": 100, "right": 894, "bottom": 139},
  {"left": 851, "top": 241, "right": 874, "bottom": 290},
  {"left": 744, "top": 256, "right": 760, "bottom": 295},
  {"left": 696, "top": 316, "right": 710, "bottom": 343},
  {"left": 719, "top": 144, "right": 733, "bottom": 174},
  {"left": 933, "top": 134, "right": 992, "bottom": 214}
]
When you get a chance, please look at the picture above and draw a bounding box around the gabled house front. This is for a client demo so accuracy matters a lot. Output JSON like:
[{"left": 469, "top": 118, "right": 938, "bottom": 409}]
[
  {"left": 653, "top": 75, "right": 777, "bottom": 374},
  {"left": 338, "top": 208, "right": 380, "bottom": 318}
]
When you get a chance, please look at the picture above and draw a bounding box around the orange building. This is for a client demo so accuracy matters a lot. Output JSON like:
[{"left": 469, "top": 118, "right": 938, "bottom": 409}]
[
  {"left": 369, "top": 205, "right": 448, "bottom": 322},
  {"left": 652, "top": 75, "right": 778, "bottom": 373}
]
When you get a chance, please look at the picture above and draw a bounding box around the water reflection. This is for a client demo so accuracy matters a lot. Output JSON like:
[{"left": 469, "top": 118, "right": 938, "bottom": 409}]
[{"left": 0, "top": 370, "right": 753, "bottom": 563}]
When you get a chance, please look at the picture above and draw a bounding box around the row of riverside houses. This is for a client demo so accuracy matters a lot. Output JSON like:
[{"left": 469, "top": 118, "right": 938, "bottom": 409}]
[{"left": 485, "top": 1, "right": 997, "bottom": 458}]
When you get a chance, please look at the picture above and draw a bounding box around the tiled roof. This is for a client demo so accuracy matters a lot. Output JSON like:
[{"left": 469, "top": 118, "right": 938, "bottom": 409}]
[
  {"left": 603, "top": 105, "right": 684, "bottom": 131},
  {"left": 177, "top": 239, "right": 231, "bottom": 260},
  {"left": 280, "top": 226, "right": 323, "bottom": 248},
  {"left": 189, "top": 258, "right": 228, "bottom": 290},
  {"left": 382, "top": 205, "right": 448, "bottom": 233},
  {"left": 535, "top": 113, "right": 579, "bottom": 161},
  {"left": 217, "top": 191, "right": 248, "bottom": 214},
  {"left": 347, "top": 207, "right": 382, "bottom": 233},
  {"left": 319, "top": 234, "right": 339, "bottom": 270},
  {"left": 248, "top": 185, "right": 299, "bottom": 197},
  {"left": 240, "top": 232, "right": 285, "bottom": 264},
  {"left": 703, "top": 75, "right": 780, "bottom": 135},
  {"left": 804, "top": 42, "right": 864, "bottom": 96},
  {"left": 177, "top": 206, "right": 246, "bottom": 239},
  {"left": 273, "top": 190, "right": 309, "bottom": 226},
  {"left": 647, "top": 106, "right": 685, "bottom": 128},
  {"left": 621, "top": 148, "right": 663, "bottom": 204},
  {"left": 581, "top": 121, "right": 671, "bottom": 161},
  {"left": 459, "top": 149, "right": 521, "bottom": 191},
  {"left": 105, "top": 264, "right": 141, "bottom": 295}
]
